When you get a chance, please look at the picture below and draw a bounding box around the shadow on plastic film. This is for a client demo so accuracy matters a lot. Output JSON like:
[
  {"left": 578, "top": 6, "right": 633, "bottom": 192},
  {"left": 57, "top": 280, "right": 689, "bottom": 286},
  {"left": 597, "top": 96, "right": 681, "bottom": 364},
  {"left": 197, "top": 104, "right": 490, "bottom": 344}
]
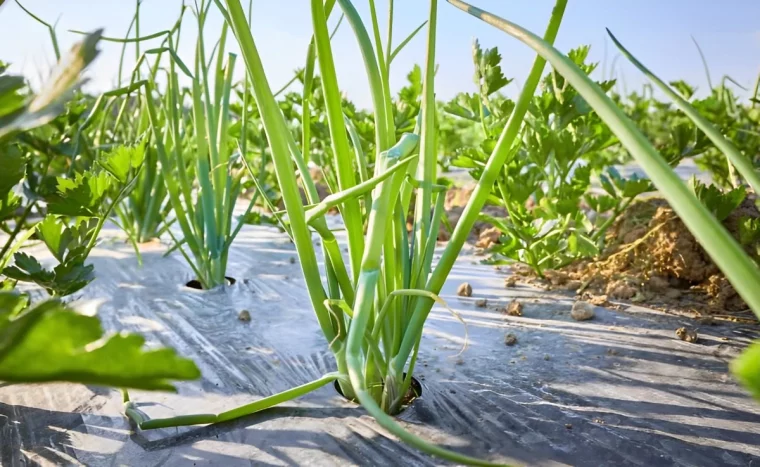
[
  {"left": 0, "top": 400, "right": 111, "bottom": 467},
  {"left": 540, "top": 383, "right": 760, "bottom": 462},
  {"left": 1, "top": 400, "right": 413, "bottom": 467},
  {"left": 132, "top": 400, "right": 500, "bottom": 465}
]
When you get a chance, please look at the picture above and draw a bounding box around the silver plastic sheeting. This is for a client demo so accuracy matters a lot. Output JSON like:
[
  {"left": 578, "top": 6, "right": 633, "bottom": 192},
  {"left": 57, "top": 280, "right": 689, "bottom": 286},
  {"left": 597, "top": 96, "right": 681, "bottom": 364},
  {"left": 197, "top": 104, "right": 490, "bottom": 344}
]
[{"left": 2, "top": 222, "right": 760, "bottom": 466}]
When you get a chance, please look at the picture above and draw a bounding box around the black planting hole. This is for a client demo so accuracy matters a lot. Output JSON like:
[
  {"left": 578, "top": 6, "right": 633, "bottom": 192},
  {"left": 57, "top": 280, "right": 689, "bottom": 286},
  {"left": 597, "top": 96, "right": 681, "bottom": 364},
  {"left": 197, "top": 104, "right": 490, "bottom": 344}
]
[
  {"left": 334, "top": 373, "right": 422, "bottom": 408},
  {"left": 184, "top": 276, "right": 237, "bottom": 290}
]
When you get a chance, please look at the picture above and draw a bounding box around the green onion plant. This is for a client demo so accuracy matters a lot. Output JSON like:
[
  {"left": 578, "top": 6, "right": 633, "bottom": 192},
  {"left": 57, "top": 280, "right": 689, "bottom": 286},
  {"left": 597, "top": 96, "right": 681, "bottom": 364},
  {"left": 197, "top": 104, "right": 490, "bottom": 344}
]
[
  {"left": 69, "top": 4, "right": 188, "bottom": 259},
  {"left": 143, "top": 1, "right": 255, "bottom": 289},
  {"left": 122, "top": 0, "right": 760, "bottom": 463},
  {"left": 123, "top": 0, "right": 565, "bottom": 464}
]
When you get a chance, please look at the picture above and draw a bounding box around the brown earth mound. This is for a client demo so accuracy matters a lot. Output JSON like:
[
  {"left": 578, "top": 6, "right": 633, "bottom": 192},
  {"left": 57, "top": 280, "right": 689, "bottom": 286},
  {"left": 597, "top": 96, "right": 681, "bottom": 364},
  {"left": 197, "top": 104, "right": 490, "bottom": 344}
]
[{"left": 535, "top": 198, "right": 760, "bottom": 320}]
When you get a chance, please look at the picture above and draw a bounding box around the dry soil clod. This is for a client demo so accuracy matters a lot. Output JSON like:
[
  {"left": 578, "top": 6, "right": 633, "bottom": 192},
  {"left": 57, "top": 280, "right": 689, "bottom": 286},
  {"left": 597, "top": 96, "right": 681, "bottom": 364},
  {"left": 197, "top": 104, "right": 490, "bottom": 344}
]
[
  {"left": 504, "top": 299, "right": 523, "bottom": 317},
  {"left": 475, "top": 227, "right": 501, "bottom": 249},
  {"left": 457, "top": 282, "right": 473, "bottom": 297},
  {"left": 571, "top": 301, "right": 595, "bottom": 321},
  {"left": 504, "top": 276, "right": 517, "bottom": 288},
  {"left": 504, "top": 333, "right": 518, "bottom": 346},
  {"left": 675, "top": 327, "right": 699, "bottom": 343},
  {"left": 238, "top": 310, "right": 252, "bottom": 322}
]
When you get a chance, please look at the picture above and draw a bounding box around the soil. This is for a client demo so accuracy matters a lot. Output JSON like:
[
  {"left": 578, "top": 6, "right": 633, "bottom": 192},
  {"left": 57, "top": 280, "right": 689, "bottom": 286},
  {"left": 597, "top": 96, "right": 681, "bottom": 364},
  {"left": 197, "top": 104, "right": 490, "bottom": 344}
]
[
  {"left": 516, "top": 198, "right": 760, "bottom": 321},
  {"left": 504, "top": 299, "right": 523, "bottom": 316},
  {"left": 438, "top": 186, "right": 507, "bottom": 244}
]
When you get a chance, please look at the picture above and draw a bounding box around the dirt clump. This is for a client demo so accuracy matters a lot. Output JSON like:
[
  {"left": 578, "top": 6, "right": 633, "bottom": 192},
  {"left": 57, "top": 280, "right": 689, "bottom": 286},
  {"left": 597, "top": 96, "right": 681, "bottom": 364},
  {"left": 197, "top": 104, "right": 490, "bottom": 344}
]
[
  {"left": 571, "top": 301, "right": 595, "bottom": 321},
  {"left": 475, "top": 227, "right": 502, "bottom": 249},
  {"left": 457, "top": 282, "right": 473, "bottom": 297},
  {"left": 504, "top": 333, "right": 518, "bottom": 346},
  {"left": 675, "top": 327, "right": 699, "bottom": 343},
  {"left": 552, "top": 198, "right": 760, "bottom": 319},
  {"left": 504, "top": 299, "right": 523, "bottom": 317}
]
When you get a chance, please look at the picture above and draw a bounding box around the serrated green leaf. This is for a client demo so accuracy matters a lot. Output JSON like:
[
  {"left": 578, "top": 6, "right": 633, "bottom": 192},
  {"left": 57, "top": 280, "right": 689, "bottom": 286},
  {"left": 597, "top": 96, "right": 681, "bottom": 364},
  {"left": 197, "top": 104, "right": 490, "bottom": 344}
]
[
  {"left": 37, "top": 216, "right": 72, "bottom": 262},
  {"left": 0, "top": 75, "right": 27, "bottom": 120},
  {"left": 689, "top": 178, "right": 745, "bottom": 221},
  {"left": 443, "top": 92, "right": 482, "bottom": 121},
  {"left": 0, "top": 292, "right": 200, "bottom": 390},
  {"left": 51, "top": 259, "right": 94, "bottom": 296},
  {"left": 739, "top": 217, "right": 760, "bottom": 246},
  {"left": 472, "top": 39, "right": 511, "bottom": 97},
  {"left": 599, "top": 174, "right": 616, "bottom": 197},
  {"left": 4, "top": 252, "right": 49, "bottom": 279},
  {"left": 0, "top": 144, "right": 25, "bottom": 192},
  {"left": 398, "top": 65, "right": 422, "bottom": 105},
  {"left": 99, "top": 144, "right": 146, "bottom": 184},
  {"left": 3, "top": 250, "right": 93, "bottom": 297},
  {"left": 48, "top": 171, "right": 111, "bottom": 217},
  {"left": 621, "top": 177, "right": 655, "bottom": 198}
]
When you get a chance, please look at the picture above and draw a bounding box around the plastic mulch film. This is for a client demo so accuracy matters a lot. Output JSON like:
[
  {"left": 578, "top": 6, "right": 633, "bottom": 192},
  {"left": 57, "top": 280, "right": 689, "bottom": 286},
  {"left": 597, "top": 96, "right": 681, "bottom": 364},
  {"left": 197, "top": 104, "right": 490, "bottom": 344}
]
[{"left": 2, "top": 223, "right": 760, "bottom": 466}]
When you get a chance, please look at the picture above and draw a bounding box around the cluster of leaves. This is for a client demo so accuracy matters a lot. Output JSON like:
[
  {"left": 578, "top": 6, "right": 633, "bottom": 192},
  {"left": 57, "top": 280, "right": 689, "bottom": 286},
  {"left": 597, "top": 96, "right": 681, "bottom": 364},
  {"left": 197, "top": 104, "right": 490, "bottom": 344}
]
[
  {"left": 0, "top": 31, "right": 104, "bottom": 285},
  {"left": 609, "top": 80, "right": 760, "bottom": 187},
  {"left": 0, "top": 24, "right": 200, "bottom": 392},
  {"left": 3, "top": 145, "right": 144, "bottom": 296},
  {"left": 688, "top": 178, "right": 760, "bottom": 261},
  {"left": 446, "top": 42, "right": 654, "bottom": 275}
]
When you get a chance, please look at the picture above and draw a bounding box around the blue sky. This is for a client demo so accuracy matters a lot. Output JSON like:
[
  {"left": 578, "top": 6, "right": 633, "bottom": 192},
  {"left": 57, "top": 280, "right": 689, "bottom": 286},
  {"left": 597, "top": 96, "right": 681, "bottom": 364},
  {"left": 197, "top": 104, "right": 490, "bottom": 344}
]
[{"left": 1, "top": 1, "right": 758, "bottom": 107}]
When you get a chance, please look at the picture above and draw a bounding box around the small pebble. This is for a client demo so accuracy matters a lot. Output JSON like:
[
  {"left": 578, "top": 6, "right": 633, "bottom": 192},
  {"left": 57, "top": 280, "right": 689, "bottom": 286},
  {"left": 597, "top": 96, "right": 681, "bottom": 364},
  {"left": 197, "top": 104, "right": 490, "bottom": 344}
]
[
  {"left": 475, "top": 298, "right": 488, "bottom": 308},
  {"left": 457, "top": 282, "right": 473, "bottom": 297},
  {"left": 571, "top": 301, "right": 595, "bottom": 321},
  {"left": 238, "top": 310, "right": 251, "bottom": 322},
  {"left": 504, "top": 333, "right": 518, "bottom": 346},
  {"left": 565, "top": 424, "right": 573, "bottom": 430}
]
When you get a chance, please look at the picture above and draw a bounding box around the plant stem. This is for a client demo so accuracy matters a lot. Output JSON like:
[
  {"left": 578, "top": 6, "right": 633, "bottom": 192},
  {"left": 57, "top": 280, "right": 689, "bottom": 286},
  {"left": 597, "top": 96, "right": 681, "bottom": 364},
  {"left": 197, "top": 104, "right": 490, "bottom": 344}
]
[
  {"left": 395, "top": 0, "right": 568, "bottom": 373},
  {"left": 0, "top": 202, "right": 36, "bottom": 265},
  {"left": 125, "top": 372, "right": 340, "bottom": 429}
]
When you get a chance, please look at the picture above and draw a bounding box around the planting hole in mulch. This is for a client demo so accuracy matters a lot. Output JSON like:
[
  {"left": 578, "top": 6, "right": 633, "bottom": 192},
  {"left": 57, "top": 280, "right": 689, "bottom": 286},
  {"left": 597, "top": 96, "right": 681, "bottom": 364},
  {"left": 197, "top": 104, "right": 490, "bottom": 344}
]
[
  {"left": 334, "top": 374, "right": 422, "bottom": 409},
  {"left": 184, "top": 276, "right": 237, "bottom": 290}
]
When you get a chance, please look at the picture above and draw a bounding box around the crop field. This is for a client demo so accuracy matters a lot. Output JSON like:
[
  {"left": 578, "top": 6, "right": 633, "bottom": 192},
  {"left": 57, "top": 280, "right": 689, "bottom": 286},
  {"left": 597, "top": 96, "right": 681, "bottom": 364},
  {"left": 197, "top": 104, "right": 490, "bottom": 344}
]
[{"left": 1, "top": 0, "right": 760, "bottom": 465}]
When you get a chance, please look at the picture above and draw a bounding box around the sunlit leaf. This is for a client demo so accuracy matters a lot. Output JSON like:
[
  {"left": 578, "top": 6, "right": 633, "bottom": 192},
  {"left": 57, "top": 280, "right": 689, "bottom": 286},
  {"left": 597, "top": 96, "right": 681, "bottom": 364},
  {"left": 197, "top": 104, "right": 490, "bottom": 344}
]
[{"left": 0, "top": 292, "right": 200, "bottom": 390}]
